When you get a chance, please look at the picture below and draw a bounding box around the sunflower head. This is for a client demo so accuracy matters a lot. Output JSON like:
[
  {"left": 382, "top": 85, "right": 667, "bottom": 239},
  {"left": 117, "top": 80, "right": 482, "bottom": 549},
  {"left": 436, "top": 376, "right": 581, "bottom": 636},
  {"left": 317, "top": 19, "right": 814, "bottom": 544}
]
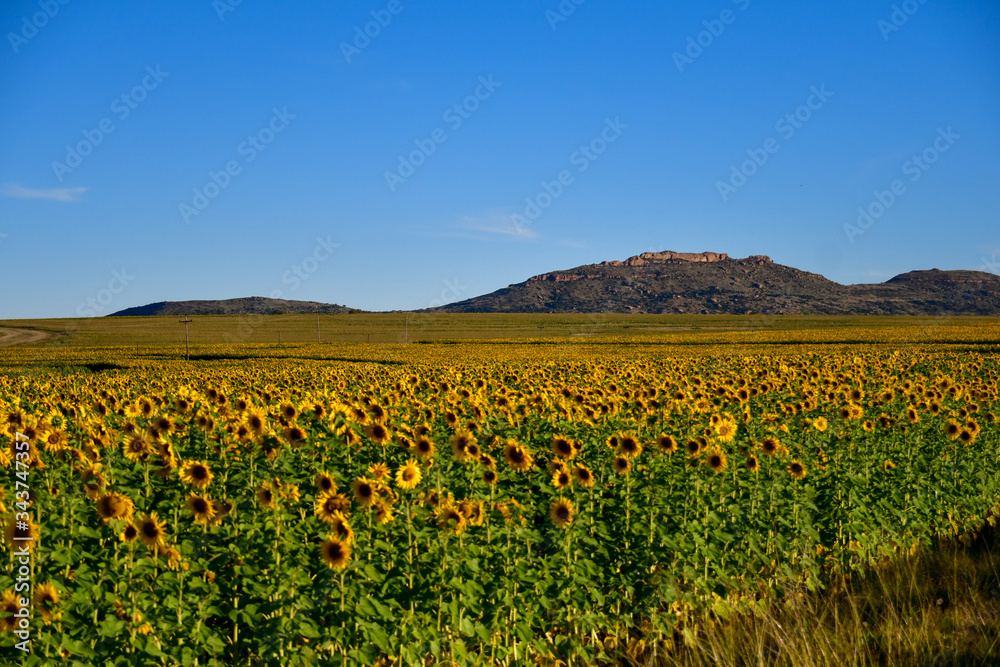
[
  {"left": 187, "top": 494, "right": 216, "bottom": 524},
  {"left": 613, "top": 456, "right": 631, "bottom": 475},
  {"left": 705, "top": 448, "right": 727, "bottom": 474},
  {"left": 137, "top": 513, "right": 166, "bottom": 549},
  {"left": 788, "top": 460, "right": 807, "bottom": 480},
  {"left": 572, "top": 464, "right": 595, "bottom": 488},
  {"left": 395, "top": 460, "right": 422, "bottom": 491},
  {"left": 656, "top": 434, "right": 678, "bottom": 455},
  {"left": 352, "top": 478, "right": 377, "bottom": 506},
  {"left": 179, "top": 461, "right": 213, "bottom": 489},
  {"left": 550, "top": 498, "right": 574, "bottom": 528}
]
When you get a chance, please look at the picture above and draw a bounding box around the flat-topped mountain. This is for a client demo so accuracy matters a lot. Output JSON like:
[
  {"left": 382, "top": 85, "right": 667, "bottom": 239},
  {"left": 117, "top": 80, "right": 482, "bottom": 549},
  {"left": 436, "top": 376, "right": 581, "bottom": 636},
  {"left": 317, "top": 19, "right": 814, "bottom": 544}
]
[
  {"left": 109, "top": 297, "right": 357, "bottom": 317},
  {"left": 431, "top": 251, "right": 1000, "bottom": 315}
]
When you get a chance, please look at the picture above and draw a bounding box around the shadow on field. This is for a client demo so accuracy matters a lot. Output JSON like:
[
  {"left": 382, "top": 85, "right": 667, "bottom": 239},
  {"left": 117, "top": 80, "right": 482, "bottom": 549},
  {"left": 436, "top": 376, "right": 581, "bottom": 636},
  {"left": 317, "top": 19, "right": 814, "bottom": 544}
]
[{"left": 182, "top": 352, "right": 406, "bottom": 365}]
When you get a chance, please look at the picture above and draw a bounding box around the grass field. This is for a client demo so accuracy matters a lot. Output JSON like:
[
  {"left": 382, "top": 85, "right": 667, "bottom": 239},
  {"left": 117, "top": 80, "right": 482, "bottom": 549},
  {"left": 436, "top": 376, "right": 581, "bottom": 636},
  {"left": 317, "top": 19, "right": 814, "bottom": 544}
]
[
  {"left": 1, "top": 315, "right": 999, "bottom": 665},
  {"left": 3, "top": 313, "right": 999, "bottom": 349}
]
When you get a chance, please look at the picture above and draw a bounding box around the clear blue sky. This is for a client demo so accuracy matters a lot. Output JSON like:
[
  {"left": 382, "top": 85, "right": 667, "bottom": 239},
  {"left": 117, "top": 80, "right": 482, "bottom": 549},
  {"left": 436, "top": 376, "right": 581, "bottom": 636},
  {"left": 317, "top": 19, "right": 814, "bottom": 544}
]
[{"left": 1, "top": 0, "right": 998, "bottom": 318}]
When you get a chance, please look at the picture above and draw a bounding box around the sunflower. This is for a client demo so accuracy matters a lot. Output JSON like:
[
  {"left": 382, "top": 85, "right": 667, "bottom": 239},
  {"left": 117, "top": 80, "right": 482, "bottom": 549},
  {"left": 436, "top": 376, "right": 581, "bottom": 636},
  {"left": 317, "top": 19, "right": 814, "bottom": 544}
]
[
  {"left": 572, "top": 464, "right": 595, "bottom": 488},
  {"left": 372, "top": 498, "right": 394, "bottom": 524},
  {"left": 151, "top": 415, "right": 175, "bottom": 435},
  {"left": 279, "top": 402, "right": 298, "bottom": 421},
  {"left": 122, "top": 434, "right": 150, "bottom": 462},
  {"left": 551, "top": 436, "right": 576, "bottom": 460},
  {"left": 315, "top": 493, "right": 351, "bottom": 524},
  {"left": 120, "top": 523, "right": 139, "bottom": 543},
  {"left": 246, "top": 408, "right": 268, "bottom": 435},
  {"left": 210, "top": 499, "right": 234, "bottom": 525},
  {"left": 4, "top": 517, "right": 39, "bottom": 547},
  {"left": 958, "top": 429, "right": 975, "bottom": 445},
  {"left": 42, "top": 429, "right": 69, "bottom": 453},
  {"left": 481, "top": 468, "right": 498, "bottom": 485},
  {"left": 705, "top": 447, "right": 727, "bottom": 474},
  {"left": 760, "top": 437, "right": 780, "bottom": 456},
  {"left": 811, "top": 417, "right": 828, "bottom": 432},
  {"left": 551, "top": 470, "right": 572, "bottom": 490},
  {"left": 395, "top": 460, "right": 422, "bottom": 490},
  {"left": 503, "top": 440, "right": 534, "bottom": 472},
  {"left": 95, "top": 491, "right": 135, "bottom": 523},
  {"left": 862, "top": 419, "right": 875, "bottom": 432},
  {"left": 364, "top": 422, "right": 391, "bottom": 445},
  {"left": 746, "top": 455, "right": 760, "bottom": 473},
  {"left": 283, "top": 425, "right": 308, "bottom": 444},
  {"left": 155, "top": 543, "right": 182, "bottom": 569},
  {"left": 256, "top": 483, "right": 279, "bottom": 510},
  {"left": 81, "top": 467, "right": 106, "bottom": 500},
  {"left": 137, "top": 513, "right": 166, "bottom": 549},
  {"left": 788, "top": 460, "right": 807, "bottom": 480},
  {"left": 656, "top": 434, "right": 678, "bottom": 455},
  {"left": 450, "top": 432, "right": 476, "bottom": 462},
  {"left": 352, "top": 478, "right": 377, "bottom": 507},
  {"left": 320, "top": 537, "right": 351, "bottom": 570},
  {"left": 186, "top": 494, "right": 216, "bottom": 524},
  {"left": 0, "top": 590, "right": 22, "bottom": 632},
  {"left": 944, "top": 421, "right": 962, "bottom": 439},
  {"left": 613, "top": 456, "right": 631, "bottom": 475},
  {"left": 685, "top": 438, "right": 703, "bottom": 457},
  {"left": 550, "top": 498, "right": 574, "bottom": 528},
  {"left": 714, "top": 420, "right": 737, "bottom": 443},
  {"left": 367, "top": 463, "right": 390, "bottom": 481},
  {"left": 906, "top": 406, "right": 919, "bottom": 423},
  {"left": 34, "top": 583, "right": 61, "bottom": 623},
  {"left": 179, "top": 460, "right": 213, "bottom": 489},
  {"left": 881, "top": 460, "right": 896, "bottom": 472},
  {"left": 414, "top": 436, "right": 436, "bottom": 459},
  {"left": 618, "top": 434, "right": 642, "bottom": 459},
  {"left": 315, "top": 472, "right": 337, "bottom": 495},
  {"left": 436, "top": 504, "right": 467, "bottom": 534}
]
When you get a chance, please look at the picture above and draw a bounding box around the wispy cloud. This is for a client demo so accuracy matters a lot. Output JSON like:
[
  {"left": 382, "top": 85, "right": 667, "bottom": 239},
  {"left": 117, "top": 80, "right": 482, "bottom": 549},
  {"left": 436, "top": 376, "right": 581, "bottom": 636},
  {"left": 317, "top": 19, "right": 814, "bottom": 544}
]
[
  {"left": 458, "top": 208, "right": 539, "bottom": 240},
  {"left": 2, "top": 183, "right": 88, "bottom": 202}
]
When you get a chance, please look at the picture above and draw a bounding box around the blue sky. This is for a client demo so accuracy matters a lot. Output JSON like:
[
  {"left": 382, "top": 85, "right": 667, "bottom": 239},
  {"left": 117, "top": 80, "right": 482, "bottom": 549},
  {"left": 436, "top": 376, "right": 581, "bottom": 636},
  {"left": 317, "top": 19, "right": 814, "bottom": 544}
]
[{"left": 1, "top": 0, "right": 998, "bottom": 318}]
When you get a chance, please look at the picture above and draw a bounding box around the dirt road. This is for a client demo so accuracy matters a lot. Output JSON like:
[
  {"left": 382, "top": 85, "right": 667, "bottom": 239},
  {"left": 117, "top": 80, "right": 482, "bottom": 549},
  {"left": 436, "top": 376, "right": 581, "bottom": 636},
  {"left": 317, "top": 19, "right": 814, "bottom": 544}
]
[{"left": 0, "top": 327, "right": 54, "bottom": 348}]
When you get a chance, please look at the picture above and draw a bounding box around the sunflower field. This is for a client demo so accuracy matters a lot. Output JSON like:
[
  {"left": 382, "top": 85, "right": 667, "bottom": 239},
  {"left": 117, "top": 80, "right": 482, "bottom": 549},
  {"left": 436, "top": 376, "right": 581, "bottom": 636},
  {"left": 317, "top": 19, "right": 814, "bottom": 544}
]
[{"left": 1, "top": 328, "right": 999, "bottom": 665}]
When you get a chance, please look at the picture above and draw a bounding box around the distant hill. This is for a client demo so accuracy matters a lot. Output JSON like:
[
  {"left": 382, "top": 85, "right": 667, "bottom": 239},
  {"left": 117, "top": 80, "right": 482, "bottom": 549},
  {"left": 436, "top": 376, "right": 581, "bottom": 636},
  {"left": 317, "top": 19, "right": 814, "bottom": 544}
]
[
  {"left": 430, "top": 251, "right": 1000, "bottom": 315},
  {"left": 109, "top": 253, "right": 1000, "bottom": 317},
  {"left": 109, "top": 297, "right": 357, "bottom": 317}
]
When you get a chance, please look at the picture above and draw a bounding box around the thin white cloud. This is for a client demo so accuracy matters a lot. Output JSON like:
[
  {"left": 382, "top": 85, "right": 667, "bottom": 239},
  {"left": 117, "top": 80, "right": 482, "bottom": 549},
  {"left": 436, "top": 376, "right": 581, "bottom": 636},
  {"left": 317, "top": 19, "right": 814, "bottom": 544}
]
[
  {"left": 458, "top": 208, "right": 539, "bottom": 240},
  {"left": 2, "top": 183, "right": 88, "bottom": 202}
]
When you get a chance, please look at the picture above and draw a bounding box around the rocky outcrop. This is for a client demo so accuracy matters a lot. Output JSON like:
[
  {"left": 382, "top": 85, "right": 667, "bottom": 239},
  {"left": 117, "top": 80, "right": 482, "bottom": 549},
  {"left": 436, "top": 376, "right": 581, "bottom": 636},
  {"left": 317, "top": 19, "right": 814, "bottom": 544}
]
[{"left": 612, "top": 251, "right": 729, "bottom": 267}]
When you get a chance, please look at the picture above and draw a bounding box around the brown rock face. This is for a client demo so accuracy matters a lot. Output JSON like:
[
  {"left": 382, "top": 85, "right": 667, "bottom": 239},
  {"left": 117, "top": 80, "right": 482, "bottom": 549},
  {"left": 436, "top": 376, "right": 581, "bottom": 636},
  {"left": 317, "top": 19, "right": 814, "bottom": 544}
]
[{"left": 624, "top": 251, "right": 728, "bottom": 266}]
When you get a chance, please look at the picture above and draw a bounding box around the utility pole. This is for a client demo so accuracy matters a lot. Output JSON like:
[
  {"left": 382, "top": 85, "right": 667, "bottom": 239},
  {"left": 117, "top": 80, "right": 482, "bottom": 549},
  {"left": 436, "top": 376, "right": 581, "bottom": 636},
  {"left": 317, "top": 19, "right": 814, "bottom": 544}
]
[
  {"left": 179, "top": 316, "right": 192, "bottom": 361},
  {"left": 317, "top": 312, "right": 321, "bottom": 344},
  {"left": 405, "top": 313, "right": 408, "bottom": 344}
]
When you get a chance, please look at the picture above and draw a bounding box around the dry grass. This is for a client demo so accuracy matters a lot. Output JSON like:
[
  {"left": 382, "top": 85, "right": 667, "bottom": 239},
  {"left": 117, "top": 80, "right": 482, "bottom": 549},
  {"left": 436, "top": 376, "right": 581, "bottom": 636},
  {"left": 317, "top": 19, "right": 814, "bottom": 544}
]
[{"left": 650, "top": 526, "right": 1000, "bottom": 666}]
